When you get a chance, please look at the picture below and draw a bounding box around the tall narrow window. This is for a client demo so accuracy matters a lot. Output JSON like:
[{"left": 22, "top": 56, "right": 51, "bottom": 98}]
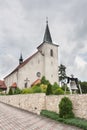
[{"left": 50, "top": 49, "right": 53, "bottom": 57}]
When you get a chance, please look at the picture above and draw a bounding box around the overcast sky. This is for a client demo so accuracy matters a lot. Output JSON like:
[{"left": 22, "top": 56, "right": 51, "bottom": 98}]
[{"left": 0, "top": 0, "right": 87, "bottom": 81}]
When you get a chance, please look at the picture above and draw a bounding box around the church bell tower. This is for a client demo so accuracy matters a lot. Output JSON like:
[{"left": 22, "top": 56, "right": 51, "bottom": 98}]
[{"left": 37, "top": 20, "right": 59, "bottom": 84}]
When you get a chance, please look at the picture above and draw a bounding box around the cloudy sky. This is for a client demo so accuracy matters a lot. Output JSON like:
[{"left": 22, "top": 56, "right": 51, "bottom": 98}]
[{"left": 0, "top": 0, "right": 87, "bottom": 81}]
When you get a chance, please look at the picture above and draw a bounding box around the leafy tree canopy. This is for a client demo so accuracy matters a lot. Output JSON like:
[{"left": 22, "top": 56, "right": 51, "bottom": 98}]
[
  {"left": 58, "top": 64, "right": 66, "bottom": 82},
  {"left": 41, "top": 76, "right": 50, "bottom": 85},
  {"left": 79, "top": 81, "right": 87, "bottom": 94}
]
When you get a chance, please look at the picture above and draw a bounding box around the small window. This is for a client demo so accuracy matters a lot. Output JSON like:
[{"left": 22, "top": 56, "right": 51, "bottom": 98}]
[
  {"left": 50, "top": 49, "right": 53, "bottom": 57},
  {"left": 36, "top": 72, "right": 41, "bottom": 77}
]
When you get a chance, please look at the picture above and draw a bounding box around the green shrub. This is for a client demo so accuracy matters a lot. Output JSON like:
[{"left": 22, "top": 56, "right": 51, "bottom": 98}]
[
  {"left": 14, "top": 87, "right": 21, "bottom": 94},
  {"left": 54, "top": 88, "right": 64, "bottom": 95},
  {"left": 41, "top": 76, "right": 50, "bottom": 85},
  {"left": 52, "top": 82, "right": 59, "bottom": 92},
  {"left": 32, "top": 86, "right": 42, "bottom": 93},
  {"left": 40, "top": 84, "right": 47, "bottom": 93},
  {"left": 59, "top": 97, "right": 74, "bottom": 119},
  {"left": 0, "top": 89, "right": 3, "bottom": 92},
  {"left": 8, "top": 87, "right": 13, "bottom": 95},
  {"left": 31, "top": 85, "right": 42, "bottom": 93},
  {"left": 46, "top": 83, "right": 53, "bottom": 95},
  {"left": 61, "top": 85, "right": 69, "bottom": 91},
  {"left": 21, "top": 88, "right": 33, "bottom": 94}
]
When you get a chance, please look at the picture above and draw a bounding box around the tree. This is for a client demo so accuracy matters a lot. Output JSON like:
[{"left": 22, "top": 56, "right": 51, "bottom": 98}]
[
  {"left": 41, "top": 76, "right": 50, "bottom": 85},
  {"left": 79, "top": 81, "right": 87, "bottom": 94},
  {"left": 52, "top": 82, "right": 59, "bottom": 92},
  {"left": 58, "top": 64, "right": 66, "bottom": 84},
  {"left": 8, "top": 87, "right": 13, "bottom": 95},
  {"left": 14, "top": 87, "right": 22, "bottom": 94},
  {"left": 46, "top": 83, "right": 53, "bottom": 95}
]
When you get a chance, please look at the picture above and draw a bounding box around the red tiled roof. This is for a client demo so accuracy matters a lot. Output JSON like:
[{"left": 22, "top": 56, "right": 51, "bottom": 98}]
[
  {"left": 31, "top": 79, "right": 41, "bottom": 86},
  {"left": 0, "top": 80, "right": 7, "bottom": 89},
  {"left": 4, "top": 51, "right": 39, "bottom": 79},
  {"left": 11, "top": 82, "right": 17, "bottom": 88}
]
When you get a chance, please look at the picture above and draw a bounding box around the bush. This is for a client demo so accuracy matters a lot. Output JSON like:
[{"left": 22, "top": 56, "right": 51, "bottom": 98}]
[
  {"left": 54, "top": 88, "right": 64, "bottom": 95},
  {"left": 79, "top": 81, "right": 87, "bottom": 94},
  {"left": 14, "top": 87, "right": 21, "bottom": 94},
  {"left": 40, "top": 84, "right": 47, "bottom": 93},
  {"left": 8, "top": 87, "right": 13, "bottom": 95},
  {"left": 21, "top": 88, "right": 33, "bottom": 94},
  {"left": 32, "top": 86, "right": 42, "bottom": 93},
  {"left": 59, "top": 97, "right": 74, "bottom": 119},
  {"left": 41, "top": 76, "right": 50, "bottom": 85},
  {"left": 52, "top": 82, "right": 59, "bottom": 92},
  {"left": 61, "top": 85, "right": 69, "bottom": 91},
  {"left": 31, "top": 85, "right": 42, "bottom": 93},
  {"left": 46, "top": 83, "right": 53, "bottom": 95}
]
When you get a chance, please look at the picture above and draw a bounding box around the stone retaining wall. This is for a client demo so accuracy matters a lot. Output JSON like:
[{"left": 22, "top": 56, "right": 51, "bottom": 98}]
[
  {"left": 46, "top": 94, "right": 87, "bottom": 119},
  {"left": 0, "top": 94, "right": 46, "bottom": 115},
  {"left": 0, "top": 94, "right": 87, "bottom": 119}
]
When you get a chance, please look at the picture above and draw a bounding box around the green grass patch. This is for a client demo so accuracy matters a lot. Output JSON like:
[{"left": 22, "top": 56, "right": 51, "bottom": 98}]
[{"left": 40, "top": 110, "right": 87, "bottom": 130}]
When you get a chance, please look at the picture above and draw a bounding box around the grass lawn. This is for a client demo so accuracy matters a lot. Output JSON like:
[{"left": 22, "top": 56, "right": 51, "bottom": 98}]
[{"left": 40, "top": 110, "right": 87, "bottom": 130}]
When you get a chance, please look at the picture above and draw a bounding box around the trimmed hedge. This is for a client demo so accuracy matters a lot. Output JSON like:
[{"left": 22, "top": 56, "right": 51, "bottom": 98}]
[{"left": 59, "top": 97, "right": 74, "bottom": 118}]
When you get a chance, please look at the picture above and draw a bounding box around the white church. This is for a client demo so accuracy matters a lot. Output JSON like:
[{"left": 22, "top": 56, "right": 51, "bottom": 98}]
[{"left": 4, "top": 20, "right": 59, "bottom": 90}]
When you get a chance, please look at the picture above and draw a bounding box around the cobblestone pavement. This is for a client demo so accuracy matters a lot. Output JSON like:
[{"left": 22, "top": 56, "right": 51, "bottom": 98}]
[{"left": 0, "top": 102, "right": 82, "bottom": 130}]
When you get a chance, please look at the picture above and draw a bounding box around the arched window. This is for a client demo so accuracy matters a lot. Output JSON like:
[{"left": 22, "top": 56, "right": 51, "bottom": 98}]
[{"left": 50, "top": 49, "right": 53, "bottom": 57}]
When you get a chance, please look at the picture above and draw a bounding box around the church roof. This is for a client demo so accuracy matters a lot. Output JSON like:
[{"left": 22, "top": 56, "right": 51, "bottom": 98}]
[
  {"left": 43, "top": 20, "right": 53, "bottom": 44},
  {"left": 11, "top": 82, "right": 17, "bottom": 88},
  {"left": 37, "top": 19, "right": 58, "bottom": 49},
  {"left": 0, "top": 80, "right": 7, "bottom": 90},
  {"left": 4, "top": 51, "right": 39, "bottom": 79},
  {"left": 31, "top": 79, "right": 41, "bottom": 86}
]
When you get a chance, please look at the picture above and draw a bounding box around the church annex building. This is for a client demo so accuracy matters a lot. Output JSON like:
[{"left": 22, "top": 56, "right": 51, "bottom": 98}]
[{"left": 4, "top": 21, "right": 59, "bottom": 90}]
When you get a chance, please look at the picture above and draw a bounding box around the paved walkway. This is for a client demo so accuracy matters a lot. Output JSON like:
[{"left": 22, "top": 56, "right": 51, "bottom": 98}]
[{"left": 0, "top": 102, "right": 82, "bottom": 130}]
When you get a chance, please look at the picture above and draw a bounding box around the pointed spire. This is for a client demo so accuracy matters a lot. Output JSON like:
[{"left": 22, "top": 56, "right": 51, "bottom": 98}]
[
  {"left": 43, "top": 18, "right": 53, "bottom": 43},
  {"left": 19, "top": 53, "right": 23, "bottom": 65}
]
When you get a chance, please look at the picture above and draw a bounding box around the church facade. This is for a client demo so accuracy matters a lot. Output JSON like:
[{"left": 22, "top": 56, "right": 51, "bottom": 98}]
[{"left": 4, "top": 21, "right": 59, "bottom": 90}]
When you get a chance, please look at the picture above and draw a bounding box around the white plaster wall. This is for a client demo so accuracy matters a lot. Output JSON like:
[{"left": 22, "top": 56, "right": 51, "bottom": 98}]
[
  {"left": 39, "top": 43, "right": 59, "bottom": 84},
  {"left": 4, "top": 42, "right": 59, "bottom": 89},
  {"left": 17, "top": 52, "right": 44, "bottom": 89},
  {"left": 4, "top": 72, "right": 18, "bottom": 91}
]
